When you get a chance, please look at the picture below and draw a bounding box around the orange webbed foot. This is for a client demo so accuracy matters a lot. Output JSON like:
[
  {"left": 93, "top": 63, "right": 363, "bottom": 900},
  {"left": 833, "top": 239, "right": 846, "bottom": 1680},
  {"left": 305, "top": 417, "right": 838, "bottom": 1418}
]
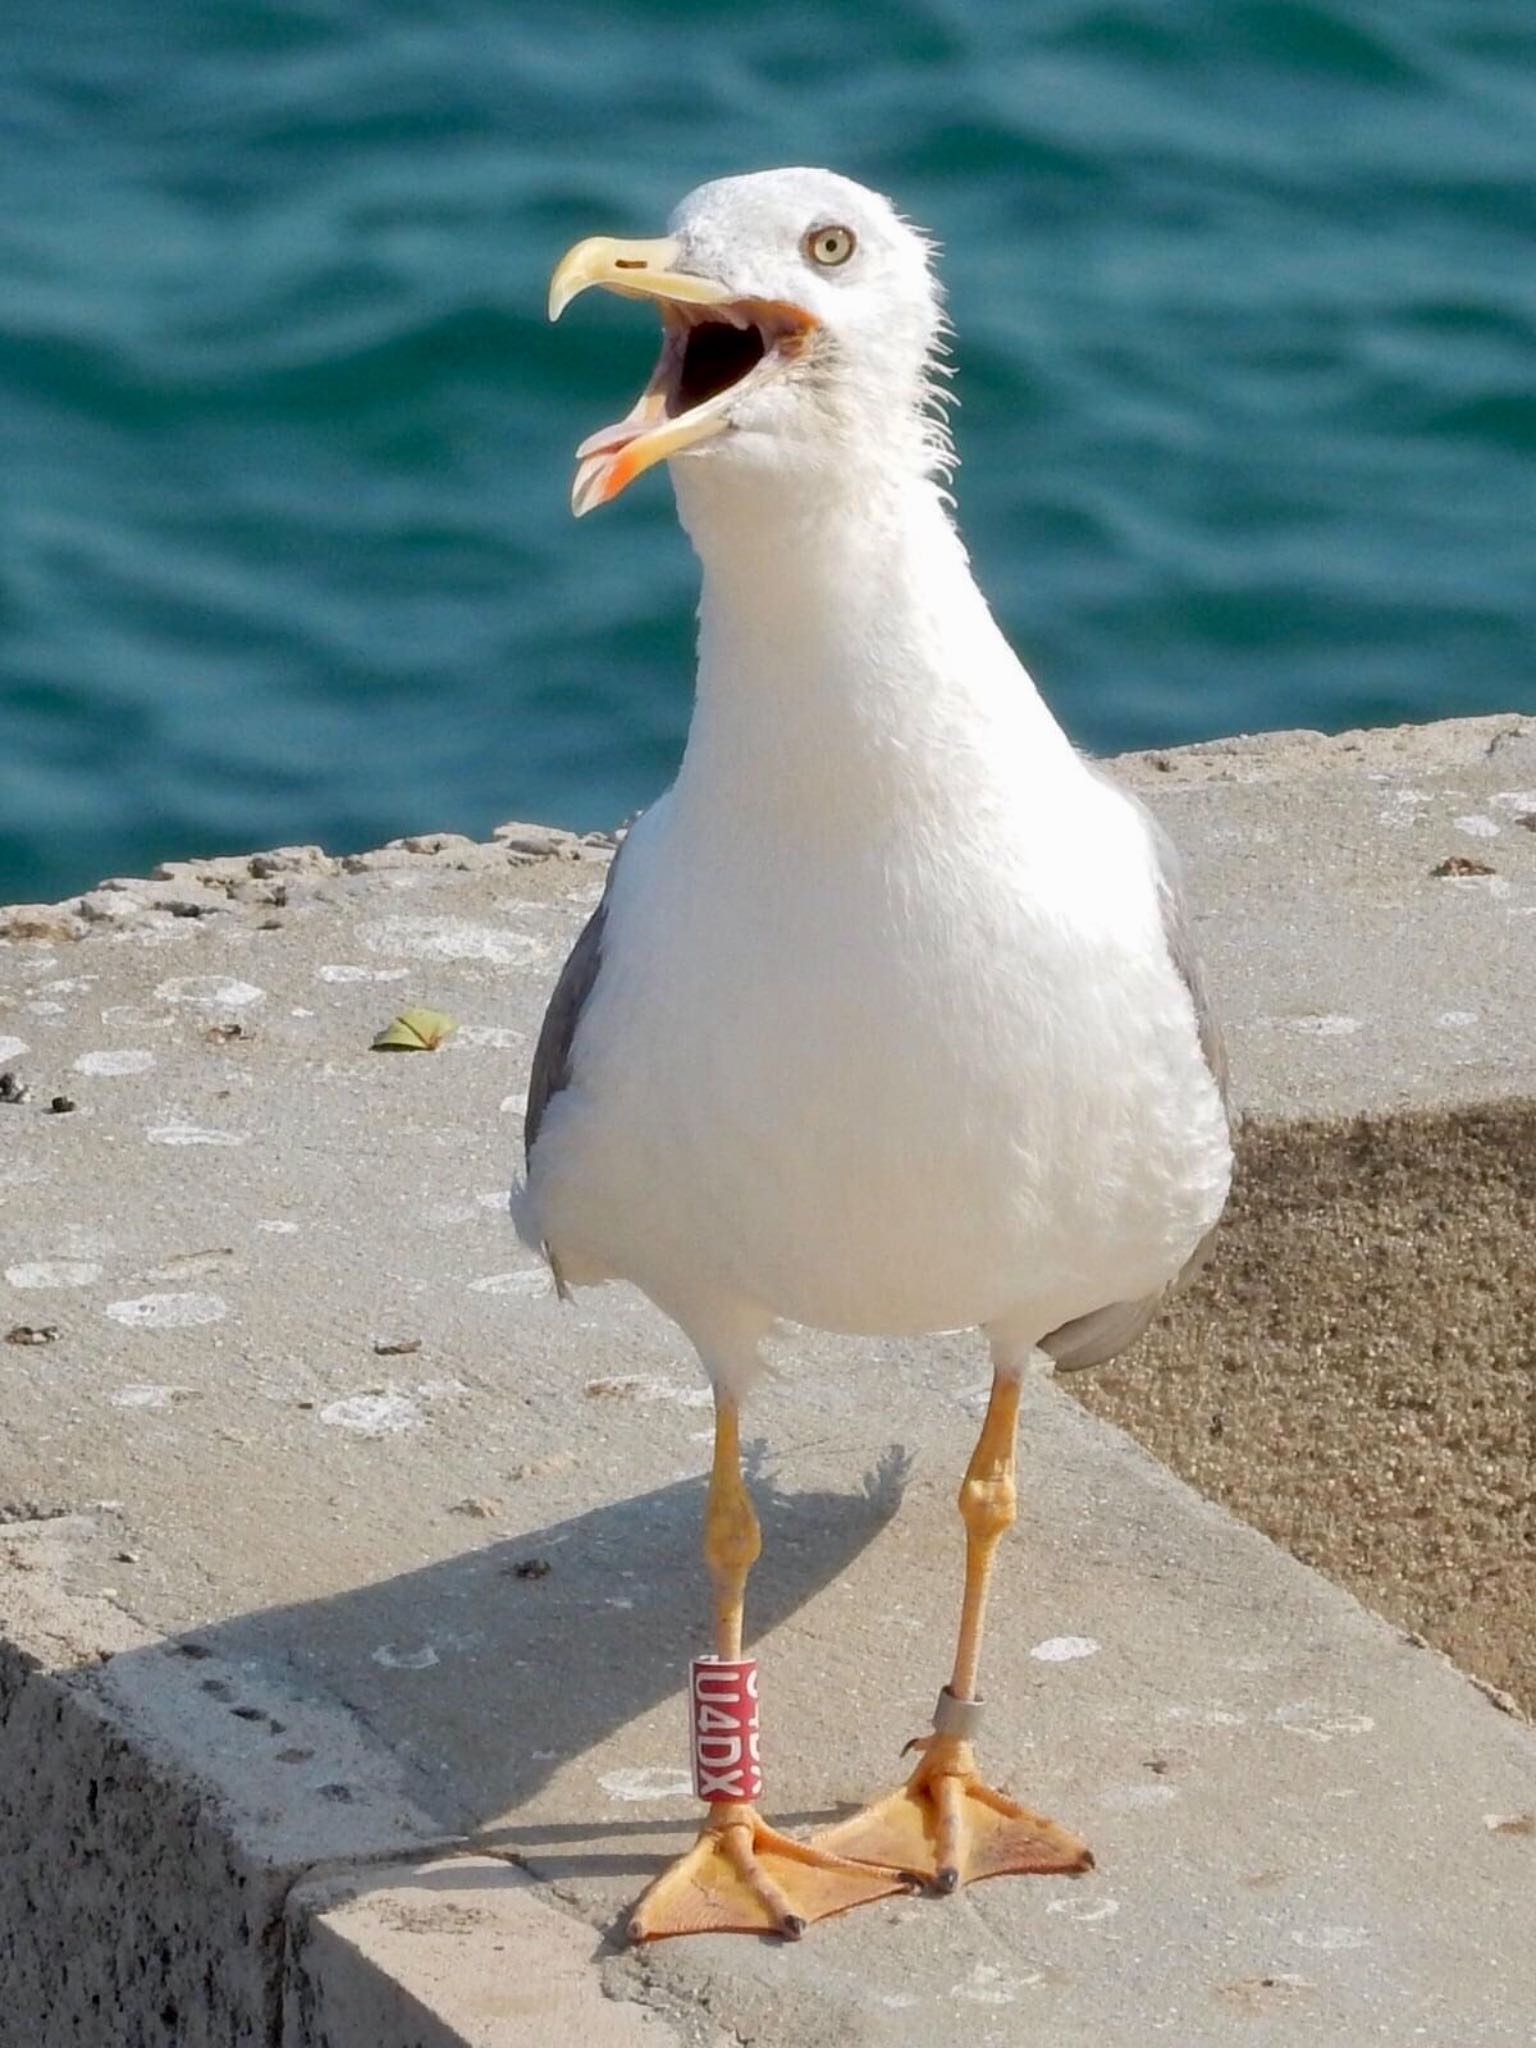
[
  {"left": 627, "top": 1803, "right": 913, "bottom": 1943},
  {"left": 812, "top": 1733, "right": 1093, "bottom": 1895}
]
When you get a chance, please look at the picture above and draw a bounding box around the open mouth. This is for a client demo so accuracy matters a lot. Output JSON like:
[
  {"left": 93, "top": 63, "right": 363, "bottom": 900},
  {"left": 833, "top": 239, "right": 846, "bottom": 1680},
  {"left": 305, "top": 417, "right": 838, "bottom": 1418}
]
[
  {"left": 549, "top": 234, "right": 820, "bottom": 512},
  {"left": 670, "top": 306, "right": 770, "bottom": 412},
  {"left": 569, "top": 298, "right": 816, "bottom": 515},
  {"left": 549, "top": 245, "right": 814, "bottom": 520}
]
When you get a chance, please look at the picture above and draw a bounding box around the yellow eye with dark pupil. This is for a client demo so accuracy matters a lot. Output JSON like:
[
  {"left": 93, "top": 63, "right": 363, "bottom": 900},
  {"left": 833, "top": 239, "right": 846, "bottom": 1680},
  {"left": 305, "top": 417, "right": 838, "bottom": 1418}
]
[{"left": 805, "top": 224, "right": 856, "bottom": 268}]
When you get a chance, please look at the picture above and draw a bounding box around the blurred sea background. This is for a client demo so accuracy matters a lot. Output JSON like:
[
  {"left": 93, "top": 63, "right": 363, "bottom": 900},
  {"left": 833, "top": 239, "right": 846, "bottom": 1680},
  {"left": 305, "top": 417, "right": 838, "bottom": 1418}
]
[{"left": 2, "top": 1, "right": 1533, "bottom": 903}]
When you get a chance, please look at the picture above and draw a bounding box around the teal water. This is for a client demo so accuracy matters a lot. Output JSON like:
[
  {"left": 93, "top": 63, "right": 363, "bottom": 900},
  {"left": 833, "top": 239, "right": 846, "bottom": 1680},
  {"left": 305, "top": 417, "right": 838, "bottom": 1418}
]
[{"left": 2, "top": 2, "right": 1534, "bottom": 903}]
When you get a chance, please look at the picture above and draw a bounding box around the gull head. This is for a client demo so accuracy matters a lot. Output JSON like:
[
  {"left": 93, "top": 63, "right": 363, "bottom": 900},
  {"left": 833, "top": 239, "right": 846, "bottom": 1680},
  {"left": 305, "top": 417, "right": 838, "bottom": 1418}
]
[{"left": 548, "top": 168, "right": 949, "bottom": 517}]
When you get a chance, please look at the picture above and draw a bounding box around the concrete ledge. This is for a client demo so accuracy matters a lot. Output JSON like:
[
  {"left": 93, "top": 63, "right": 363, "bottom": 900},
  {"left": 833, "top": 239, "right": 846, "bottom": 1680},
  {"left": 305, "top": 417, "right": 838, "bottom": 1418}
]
[
  {"left": 0, "top": 1524, "right": 452, "bottom": 2046},
  {"left": 2, "top": 715, "right": 1534, "bottom": 2045},
  {"left": 285, "top": 1859, "right": 680, "bottom": 2048}
]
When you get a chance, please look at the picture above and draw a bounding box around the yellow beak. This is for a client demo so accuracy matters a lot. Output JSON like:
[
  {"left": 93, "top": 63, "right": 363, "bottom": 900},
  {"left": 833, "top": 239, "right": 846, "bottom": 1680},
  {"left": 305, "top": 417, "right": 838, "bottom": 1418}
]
[
  {"left": 549, "top": 235, "right": 743, "bottom": 516},
  {"left": 547, "top": 236, "right": 735, "bottom": 322}
]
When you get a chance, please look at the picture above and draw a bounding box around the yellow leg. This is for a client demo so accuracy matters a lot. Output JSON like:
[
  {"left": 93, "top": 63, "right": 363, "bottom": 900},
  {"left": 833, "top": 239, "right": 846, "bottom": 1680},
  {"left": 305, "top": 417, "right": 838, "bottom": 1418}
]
[
  {"left": 626, "top": 1394, "right": 911, "bottom": 1943},
  {"left": 951, "top": 1368, "right": 1022, "bottom": 1703},
  {"left": 704, "top": 1396, "right": 758, "bottom": 1663},
  {"left": 813, "top": 1369, "right": 1092, "bottom": 1892}
]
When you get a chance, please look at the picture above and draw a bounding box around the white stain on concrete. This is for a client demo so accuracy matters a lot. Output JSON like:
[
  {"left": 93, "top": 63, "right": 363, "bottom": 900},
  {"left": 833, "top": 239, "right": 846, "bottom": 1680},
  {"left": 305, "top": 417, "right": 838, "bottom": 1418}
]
[
  {"left": 1491, "top": 789, "right": 1536, "bottom": 813},
  {"left": 73, "top": 1049, "right": 157, "bottom": 1077},
  {"left": 467, "top": 1270, "right": 547, "bottom": 1298},
  {"left": 146, "top": 1124, "right": 248, "bottom": 1148},
  {"left": 316, "top": 964, "right": 410, "bottom": 983},
  {"left": 952, "top": 1961, "right": 1046, "bottom": 2004},
  {"left": 1444, "top": 872, "right": 1512, "bottom": 899},
  {"left": 598, "top": 1766, "right": 693, "bottom": 1802},
  {"left": 1030, "top": 1635, "right": 1101, "bottom": 1663},
  {"left": 0, "top": 1036, "right": 29, "bottom": 1063},
  {"left": 256, "top": 1220, "right": 300, "bottom": 1234},
  {"left": 1162, "top": 1703, "right": 1245, "bottom": 1727},
  {"left": 359, "top": 917, "right": 540, "bottom": 967},
  {"left": 318, "top": 1392, "right": 422, "bottom": 1436},
  {"left": 1291, "top": 1924, "right": 1371, "bottom": 1953},
  {"left": 477, "top": 1190, "right": 512, "bottom": 1213},
  {"left": 154, "top": 975, "right": 266, "bottom": 1009},
  {"left": 110, "top": 1384, "right": 180, "bottom": 1410},
  {"left": 40, "top": 977, "right": 96, "bottom": 994},
  {"left": 26, "top": 1001, "right": 68, "bottom": 1017},
  {"left": 370, "top": 1644, "right": 440, "bottom": 1671},
  {"left": 106, "top": 1293, "right": 228, "bottom": 1330},
  {"left": 1289, "top": 1014, "right": 1362, "bottom": 1037},
  {"left": 1375, "top": 788, "right": 1427, "bottom": 827},
  {"left": 1099, "top": 1782, "right": 1178, "bottom": 1811},
  {"left": 1046, "top": 1895, "right": 1120, "bottom": 1923},
  {"left": 5, "top": 1258, "right": 103, "bottom": 1289},
  {"left": 1435, "top": 1011, "right": 1480, "bottom": 1030},
  {"left": 1453, "top": 814, "right": 1500, "bottom": 839},
  {"left": 99, "top": 1004, "right": 177, "bottom": 1033},
  {"left": 499, "top": 1091, "right": 529, "bottom": 1116},
  {"left": 585, "top": 1374, "right": 713, "bottom": 1409},
  {"left": 1271, "top": 1702, "right": 1375, "bottom": 1742}
]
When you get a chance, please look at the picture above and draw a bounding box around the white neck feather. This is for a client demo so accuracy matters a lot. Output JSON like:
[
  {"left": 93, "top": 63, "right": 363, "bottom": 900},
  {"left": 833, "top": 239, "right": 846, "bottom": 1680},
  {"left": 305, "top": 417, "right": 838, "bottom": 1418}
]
[{"left": 669, "top": 462, "right": 1080, "bottom": 845}]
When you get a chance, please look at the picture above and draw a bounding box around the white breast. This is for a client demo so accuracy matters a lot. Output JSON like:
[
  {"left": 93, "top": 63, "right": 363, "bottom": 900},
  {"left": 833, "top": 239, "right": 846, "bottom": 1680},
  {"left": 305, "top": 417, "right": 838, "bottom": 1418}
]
[
  {"left": 530, "top": 758, "right": 1228, "bottom": 1342},
  {"left": 523, "top": 472, "right": 1231, "bottom": 1350}
]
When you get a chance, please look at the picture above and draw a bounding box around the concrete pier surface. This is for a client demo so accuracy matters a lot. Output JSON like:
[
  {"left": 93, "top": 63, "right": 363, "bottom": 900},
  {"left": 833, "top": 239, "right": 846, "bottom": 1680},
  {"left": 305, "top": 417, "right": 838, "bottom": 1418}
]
[{"left": 2, "top": 714, "right": 1533, "bottom": 2046}]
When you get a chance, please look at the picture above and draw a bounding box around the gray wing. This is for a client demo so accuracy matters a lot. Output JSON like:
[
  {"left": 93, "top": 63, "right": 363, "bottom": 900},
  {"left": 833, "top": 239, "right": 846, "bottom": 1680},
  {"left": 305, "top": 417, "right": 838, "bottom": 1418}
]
[
  {"left": 523, "top": 835, "right": 627, "bottom": 1168},
  {"left": 1141, "top": 805, "right": 1229, "bottom": 1109},
  {"left": 1042, "top": 793, "right": 1229, "bottom": 1374}
]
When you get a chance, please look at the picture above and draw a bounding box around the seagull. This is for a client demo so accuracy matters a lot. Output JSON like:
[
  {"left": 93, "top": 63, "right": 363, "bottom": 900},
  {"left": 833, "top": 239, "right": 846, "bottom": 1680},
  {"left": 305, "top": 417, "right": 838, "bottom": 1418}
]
[{"left": 518, "top": 167, "right": 1231, "bottom": 1943}]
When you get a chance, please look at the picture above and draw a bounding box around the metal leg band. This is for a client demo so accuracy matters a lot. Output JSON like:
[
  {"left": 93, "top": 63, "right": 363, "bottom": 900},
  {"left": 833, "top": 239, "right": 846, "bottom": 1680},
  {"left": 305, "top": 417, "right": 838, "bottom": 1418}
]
[{"left": 932, "top": 1685, "right": 984, "bottom": 1739}]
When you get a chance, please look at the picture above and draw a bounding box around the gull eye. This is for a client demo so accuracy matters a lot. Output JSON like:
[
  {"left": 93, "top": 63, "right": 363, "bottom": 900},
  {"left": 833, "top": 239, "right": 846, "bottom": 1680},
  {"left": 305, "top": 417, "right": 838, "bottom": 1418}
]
[{"left": 803, "top": 223, "right": 856, "bottom": 269}]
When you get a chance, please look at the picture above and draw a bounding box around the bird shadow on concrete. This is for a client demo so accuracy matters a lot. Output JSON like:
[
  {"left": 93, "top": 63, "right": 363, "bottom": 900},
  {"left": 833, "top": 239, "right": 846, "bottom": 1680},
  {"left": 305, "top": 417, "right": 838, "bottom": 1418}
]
[{"left": 178, "top": 1441, "right": 913, "bottom": 1881}]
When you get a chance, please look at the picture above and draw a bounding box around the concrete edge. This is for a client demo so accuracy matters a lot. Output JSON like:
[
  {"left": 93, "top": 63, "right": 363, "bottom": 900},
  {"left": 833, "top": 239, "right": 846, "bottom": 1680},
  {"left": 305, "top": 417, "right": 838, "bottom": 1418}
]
[
  {"left": 4, "top": 711, "right": 1529, "bottom": 945},
  {"left": 283, "top": 1858, "right": 688, "bottom": 2048},
  {"left": 0, "top": 1540, "right": 684, "bottom": 2048}
]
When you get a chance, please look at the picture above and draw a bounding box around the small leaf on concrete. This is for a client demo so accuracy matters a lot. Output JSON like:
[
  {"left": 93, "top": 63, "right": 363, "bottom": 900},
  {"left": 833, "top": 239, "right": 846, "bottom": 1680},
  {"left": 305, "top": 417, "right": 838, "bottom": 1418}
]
[{"left": 371, "top": 1008, "right": 457, "bottom": 1052}]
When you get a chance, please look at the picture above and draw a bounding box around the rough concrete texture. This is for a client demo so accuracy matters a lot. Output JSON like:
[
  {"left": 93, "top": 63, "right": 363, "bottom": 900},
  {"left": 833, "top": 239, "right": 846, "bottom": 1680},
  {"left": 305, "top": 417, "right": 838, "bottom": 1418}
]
[
  {"left": 1093, "top": 714, "right": 1536, "bottom": 1714},
  {"left": 0, "top": 1520, "right": 452, "bottom": 2045},
  {"left": 1077, "top": 1107, "right": 1536, "bottom": 1712},
  {"left": 285, "top": 1860, "right": 684, "bottom": 2048},
  {"left": 1, "top": 715, "right": 1534, "bottom": 2045}
]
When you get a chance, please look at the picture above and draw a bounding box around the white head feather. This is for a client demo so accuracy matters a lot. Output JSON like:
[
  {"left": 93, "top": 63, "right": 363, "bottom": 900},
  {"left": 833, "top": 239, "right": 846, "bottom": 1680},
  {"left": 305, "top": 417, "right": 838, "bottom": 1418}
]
[{"left": 665, "top": 168, "right": 954, "bottom": 488}]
